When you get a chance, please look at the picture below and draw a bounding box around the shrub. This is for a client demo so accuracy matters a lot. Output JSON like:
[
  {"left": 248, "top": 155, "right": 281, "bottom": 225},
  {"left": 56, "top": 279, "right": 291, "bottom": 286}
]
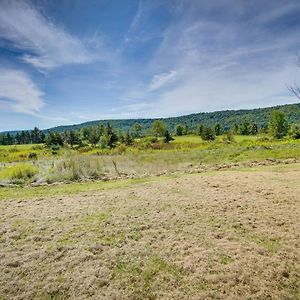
[
  {"left": 288, "top": 124, "right": 300, "bottom": 139},
  {"left": 114, "top": 144, "right": 127, "bottom": 154},
  {"left": 223, "top": 132, "right": 235, "bottom": 144},
  {"left": 201, "top": 127, "right": 215, "bottom": 141},
  {"left": 31, "top": 145, "right": 44, "bottom": 150},
  {"left": 0, "top": 163, "right": 37, "bottom": 182},
  {"left": 28, "top": 152, "right": 38, "bottom": 160}
]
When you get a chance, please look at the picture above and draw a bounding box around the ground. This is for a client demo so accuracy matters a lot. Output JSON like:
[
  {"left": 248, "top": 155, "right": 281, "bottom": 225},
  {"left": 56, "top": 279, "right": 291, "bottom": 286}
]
[{"left": 0, "top": 164, "right": 299, "bottom": 299}]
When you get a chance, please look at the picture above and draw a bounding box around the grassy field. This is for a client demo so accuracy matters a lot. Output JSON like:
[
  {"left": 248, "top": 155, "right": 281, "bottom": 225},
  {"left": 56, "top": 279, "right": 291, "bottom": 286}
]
[
  {"left": 0, "top": 163, "right": 299, "bottom": 299},
  {"left": 1, "top": 134, "right": 300, "bottom": 185},
  {"left": 1, "top": 136, "right": 300, "bottom": 299}
]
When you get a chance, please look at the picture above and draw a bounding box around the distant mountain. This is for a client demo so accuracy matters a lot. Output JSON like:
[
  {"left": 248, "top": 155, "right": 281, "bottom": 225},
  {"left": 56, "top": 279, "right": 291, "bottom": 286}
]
[{"left": 2, "top": 103, "right": 300, "bottom": 134}]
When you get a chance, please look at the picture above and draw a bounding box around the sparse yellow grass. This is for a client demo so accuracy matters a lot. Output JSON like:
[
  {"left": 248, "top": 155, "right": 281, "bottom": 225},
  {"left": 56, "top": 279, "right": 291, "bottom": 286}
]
[{"left": 0, "top": 164, "right": 299, "bottom": 299}]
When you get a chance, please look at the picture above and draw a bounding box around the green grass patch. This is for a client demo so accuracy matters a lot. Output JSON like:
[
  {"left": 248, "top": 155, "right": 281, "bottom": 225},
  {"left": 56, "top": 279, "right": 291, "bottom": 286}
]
[
  {"left": 0, "top": 176, "right": 171, "bottom": 201},
  {"left": 113, "top": 254, "right": 184, "bottom": 299},
  {"left": 248, "top": 235, "right": 280, "bottom": 253},
  {"left": 0, "top": 163, "right": 37, "bottom": 183}
]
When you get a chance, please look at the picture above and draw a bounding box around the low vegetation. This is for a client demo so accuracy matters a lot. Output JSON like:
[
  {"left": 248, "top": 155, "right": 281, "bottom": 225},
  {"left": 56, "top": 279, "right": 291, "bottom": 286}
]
[{"left": 0, "top": 164, "right": 299, "bottom": 299}]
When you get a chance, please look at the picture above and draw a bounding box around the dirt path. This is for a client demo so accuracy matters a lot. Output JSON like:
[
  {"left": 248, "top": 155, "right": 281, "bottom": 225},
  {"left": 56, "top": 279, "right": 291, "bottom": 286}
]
[{"left": 0, "top": 165, "right": 299, "bottom": 299}]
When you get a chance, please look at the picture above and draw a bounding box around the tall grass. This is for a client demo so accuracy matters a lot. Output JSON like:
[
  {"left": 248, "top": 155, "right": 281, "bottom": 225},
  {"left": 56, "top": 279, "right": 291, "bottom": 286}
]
[
  {"left": 1, "top": 136, "right": 300, "bottom": 185},
  {"left": 0, "top": 163, "right": 37, "bottom": 183}
]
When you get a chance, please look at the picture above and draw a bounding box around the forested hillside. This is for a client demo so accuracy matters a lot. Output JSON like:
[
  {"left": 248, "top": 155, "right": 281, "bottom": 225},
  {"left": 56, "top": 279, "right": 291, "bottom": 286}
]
[
  {"left": 46, "top": 103, "right": 300, "bottom": 133},
  {"left": 1, "top": 103, "right": 300, "bottom": 135}
]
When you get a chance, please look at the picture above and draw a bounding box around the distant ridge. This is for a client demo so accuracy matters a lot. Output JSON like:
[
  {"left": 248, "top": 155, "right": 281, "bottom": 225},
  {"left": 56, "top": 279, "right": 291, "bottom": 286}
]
[{"left": 2, "top": 103, "right": 300, "bottom": 134}]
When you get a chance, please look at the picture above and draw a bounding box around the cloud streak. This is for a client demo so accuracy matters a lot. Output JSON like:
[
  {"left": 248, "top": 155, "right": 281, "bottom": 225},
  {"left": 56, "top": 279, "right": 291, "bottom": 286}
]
[
  {"left": 117, "top": 0, "right": 300, "bottom": 117},
  {"left": 0, "top": 67, "right": 44, "bottom": 114},
  {"left": 0, "top": 0, "right": 95, "bottom": 71}
]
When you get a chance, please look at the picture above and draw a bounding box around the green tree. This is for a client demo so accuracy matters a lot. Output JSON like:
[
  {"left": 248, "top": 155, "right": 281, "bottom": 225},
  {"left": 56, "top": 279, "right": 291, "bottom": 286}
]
[
  {"left": 174, "top": 124, "right": 186, "bottom": 136},
  {"left": 152, "top": 120, "right": 167, "bottom": 137},
  {"left": 288, "top": 124, "right": 300, "bottom": 139},
  {"left": 197, "top": 124, "right": 204, "bottom": 136},
  {"left": 31, "top": 127, "right": 43, "bottom": 143},
  {"left": 132, "top": 123, "right": 142, "bottom": 138},
  {"left": 232, "top": 124, "right": 239, "bottom": 135},
  {"left": 163, "top": 130, "right": 174, "bottom": 143},
  {"left": 67, "top": 131, "right": 81, "bottom": 146},
  {"left": 104, "top": 124, "right": 118, "bottom": 148},
  {"left": 45, "top": 132, "right": 64, "bottom": 146},
  {"left": 88, "top": 127, "right": 101, "bottom": 146},
  {"left": 214, "top": 123, "right": 222, "bottom": 136},
  {"left": 124, "top": 130, "right": 133, "bottom": 145},
  {"left": 201, "top": 127, "right": 215, "bottom": 141},
  {"left": 239, "top": 122, "right": 251, "bottom": 135},
  {"left": 269, "top": 110, "right": 288, "bottom": 139},
  {"left": 250, "top": 123, "right": 258, "bottom": 135}
]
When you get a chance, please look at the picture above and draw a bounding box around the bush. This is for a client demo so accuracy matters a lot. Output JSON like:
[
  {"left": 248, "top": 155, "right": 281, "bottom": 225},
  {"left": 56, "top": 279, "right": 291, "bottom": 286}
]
[
  {"left": 223, "top": 132, "right": 235, "bottom": 144},
  {"left": 288, "top": 124, "right": 300, "bottom": 139},
  {"left": 0, "top": 163, "right": 37, "bottom": 182},
  {"left": 201, "top": 127, "right": 215, "bottom": 141},
  {"left": 28, "top": 152, "right": 38, "bottom": 160},
  {"left": 114, "top": 144, "right": 127, "bottom": 154}
]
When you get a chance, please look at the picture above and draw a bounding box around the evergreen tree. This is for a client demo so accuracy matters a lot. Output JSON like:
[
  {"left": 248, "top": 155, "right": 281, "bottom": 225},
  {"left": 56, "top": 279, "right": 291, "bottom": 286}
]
[
  {"left": 163, "top": 130, "right": 174, "bottom": 143},
  {"left": 104, "top": 124, "right": 118, "bottom": 148},
  {"left": 201, "top": 127, "right": 215, "bottom": 141},
  {"left": 124, "top": 130, "right": 133, "bottom": 145},
  {"left": 32, "top": 127, "right": 42, "bottom": 143},
  {"left": 197, "top": 124, "right": 204, "bottom": 136},
  {"left": 45, "top": 132, "right": 64, "bottom": 146},
  {"left": 214, "top": 123, "right": 222, "bottom": 136}
]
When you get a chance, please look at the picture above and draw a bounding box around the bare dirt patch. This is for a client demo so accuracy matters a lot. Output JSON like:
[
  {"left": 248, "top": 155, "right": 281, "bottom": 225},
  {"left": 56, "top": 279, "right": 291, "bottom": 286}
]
[{"left": 0, "top": 165, "right": 299, "bottom": 299}]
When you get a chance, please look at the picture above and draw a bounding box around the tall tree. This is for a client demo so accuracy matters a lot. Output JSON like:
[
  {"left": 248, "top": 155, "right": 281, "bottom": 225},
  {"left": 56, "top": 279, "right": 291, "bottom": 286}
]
[
  {"left": 214, "top": 123, "right": 222, "bottom": 136},
  {"left": 175, "top": 124, "right": 186, "bottom": 136},
  {"left": 152, "top": 120, "right": 167, "bottom": 137},
  {"left": 132, "top": 123, "right": 142, "bottom": 138},
  {"left": 269, "top": 110, "right": 288, "bottom": 139}
]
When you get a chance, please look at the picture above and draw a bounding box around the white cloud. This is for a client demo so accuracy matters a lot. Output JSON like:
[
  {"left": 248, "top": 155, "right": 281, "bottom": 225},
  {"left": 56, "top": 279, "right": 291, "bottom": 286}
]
[
  {"left": 117, "top": 1, "right": 300, "bottom": 118},
  {"left": 149, "top": 70, "right": 178, "bottom": 92},
  {"left": 0, "top": 0, "right": 95, "bottom": 71},
  {"left": 0, "top": 68, "right": 44, "bottom": 114}
]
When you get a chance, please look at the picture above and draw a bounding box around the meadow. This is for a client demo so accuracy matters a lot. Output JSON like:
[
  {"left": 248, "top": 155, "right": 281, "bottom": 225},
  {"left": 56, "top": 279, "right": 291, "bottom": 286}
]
[
  {"left": 1, "top": 134, "right": 300, "bottom": 299},
  {"left": 0, "top": 134, "right": 300, "bottom": 186}
]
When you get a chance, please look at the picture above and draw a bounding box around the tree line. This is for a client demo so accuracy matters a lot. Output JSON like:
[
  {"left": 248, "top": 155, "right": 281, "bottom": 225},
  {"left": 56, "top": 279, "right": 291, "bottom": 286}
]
[{"left": 1, "top": 110, "right": 299, "bottom": 146}]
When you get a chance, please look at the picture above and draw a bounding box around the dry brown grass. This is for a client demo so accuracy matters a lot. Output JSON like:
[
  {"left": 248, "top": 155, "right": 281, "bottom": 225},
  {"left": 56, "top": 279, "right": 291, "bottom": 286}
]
[{"left": 0, "top": 164, "right": 299, "bottom": 299}]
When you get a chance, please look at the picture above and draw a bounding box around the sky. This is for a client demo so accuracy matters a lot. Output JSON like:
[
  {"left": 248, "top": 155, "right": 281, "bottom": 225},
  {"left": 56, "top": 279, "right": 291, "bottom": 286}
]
[{"left": 0, "top": 0, "right": 300, "bottom": 131}]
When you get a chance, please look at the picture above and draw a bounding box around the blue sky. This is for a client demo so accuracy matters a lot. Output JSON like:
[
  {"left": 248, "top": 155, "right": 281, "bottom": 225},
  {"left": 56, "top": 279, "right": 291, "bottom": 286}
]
[{"left": 1, "top": 0, "right": 300, "bottom": 131}]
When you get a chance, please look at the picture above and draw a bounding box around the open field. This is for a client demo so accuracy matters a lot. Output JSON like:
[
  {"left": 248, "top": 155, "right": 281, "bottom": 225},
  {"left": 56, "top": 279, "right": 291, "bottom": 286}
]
[
  {"left": 1, "top": 135, "right": 300, "bottom": 185},
  {"left": 0, "top": 164, "right": 299, "bottom": 299}
]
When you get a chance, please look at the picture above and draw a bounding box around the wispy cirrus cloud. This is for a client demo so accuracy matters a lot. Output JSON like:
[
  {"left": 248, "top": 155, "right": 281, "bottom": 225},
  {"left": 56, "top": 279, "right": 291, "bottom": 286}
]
[
  {"left": 116, "top": 0, "right": 300, "bottom": 117},
  {"left": 0, "top": 0, "right": 95, "bottom": 71},
  {"left": 0, "top": 67, "right": 44, "bottom": 114},
  {"left": 149, "top": 70, "right": 178, "bottom": 92}
]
